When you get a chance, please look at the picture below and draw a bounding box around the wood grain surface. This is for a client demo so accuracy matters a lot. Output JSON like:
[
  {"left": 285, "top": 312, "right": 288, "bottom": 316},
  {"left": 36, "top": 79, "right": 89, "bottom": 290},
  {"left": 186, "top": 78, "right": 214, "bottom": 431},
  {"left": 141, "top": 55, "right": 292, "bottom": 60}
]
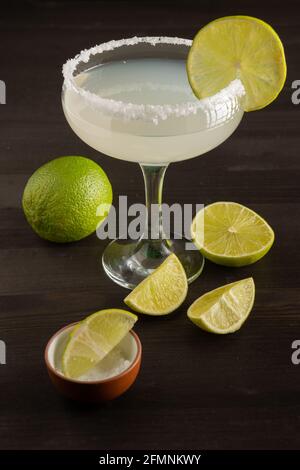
[{"left": 0, "top": 0, "right": 299, "bottom": 450}]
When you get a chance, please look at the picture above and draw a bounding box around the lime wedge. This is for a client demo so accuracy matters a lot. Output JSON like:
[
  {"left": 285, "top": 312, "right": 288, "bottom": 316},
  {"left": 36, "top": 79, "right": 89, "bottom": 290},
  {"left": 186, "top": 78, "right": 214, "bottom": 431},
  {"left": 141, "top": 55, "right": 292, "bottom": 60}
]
[
  {"left": 62, "top": 309, "right": 137, "bottom": 379},
  {"left": 191, "top": 202, "right": 274, "bottom": 267},
  {"left": 187, "top": 15, "right": 286, "bottom": 111},
  {"left": 124, "top": 254, "right": 188, "bottom": 315},
  {"left": 188, "top": 278, "right": 255, "bottom": 334}
]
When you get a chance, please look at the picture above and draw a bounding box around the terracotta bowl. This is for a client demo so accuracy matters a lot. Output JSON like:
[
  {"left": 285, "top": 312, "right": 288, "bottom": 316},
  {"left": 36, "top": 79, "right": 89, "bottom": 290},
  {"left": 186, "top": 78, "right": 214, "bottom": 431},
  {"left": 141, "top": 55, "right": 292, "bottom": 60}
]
[{"left": 45, "top": 322, "right": 142, "bottom": 403}]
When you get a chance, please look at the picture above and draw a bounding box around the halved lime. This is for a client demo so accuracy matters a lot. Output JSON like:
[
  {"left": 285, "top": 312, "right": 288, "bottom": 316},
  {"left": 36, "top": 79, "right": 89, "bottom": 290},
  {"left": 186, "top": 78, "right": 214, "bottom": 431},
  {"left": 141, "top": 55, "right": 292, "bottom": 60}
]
[
  {"left": 187, "top": 15, "right": 286, "bottom": 111},
  {"left": 124, "top": 254, "right": 188, "bottom": 315},
  {"left": 188, "top": 278, "right": 255, "bottom": 334},
  {"left": 62, "top": 309, "right": 137, "bottom": 379},
  {"left": 191, "top": 202, "right": 274, "bottom": 267}
]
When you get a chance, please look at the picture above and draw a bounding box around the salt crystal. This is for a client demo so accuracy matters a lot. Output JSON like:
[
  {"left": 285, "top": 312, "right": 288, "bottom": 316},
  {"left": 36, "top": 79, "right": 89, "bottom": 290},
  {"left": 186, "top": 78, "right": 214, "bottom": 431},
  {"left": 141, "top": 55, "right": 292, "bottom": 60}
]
[
  {"left": 62, "top": 36, "right": 245, "bottom": 124},
  {"left": 56, "top": 346, "right": 132, "bottom": 382}
]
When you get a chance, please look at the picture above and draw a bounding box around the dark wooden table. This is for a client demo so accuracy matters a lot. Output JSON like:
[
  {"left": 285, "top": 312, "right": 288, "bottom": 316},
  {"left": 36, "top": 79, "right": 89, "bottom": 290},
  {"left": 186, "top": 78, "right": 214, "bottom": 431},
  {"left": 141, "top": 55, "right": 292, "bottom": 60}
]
[{"left": 0, "top": 0, "right": 299, "bottom": 450}]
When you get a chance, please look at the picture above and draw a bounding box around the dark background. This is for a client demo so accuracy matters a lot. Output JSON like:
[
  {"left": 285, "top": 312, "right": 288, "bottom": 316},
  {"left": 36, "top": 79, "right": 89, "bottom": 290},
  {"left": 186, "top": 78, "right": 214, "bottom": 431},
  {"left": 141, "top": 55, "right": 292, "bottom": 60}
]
[{"left": 0, "top": 0, "right": 299, "bottom": 450}]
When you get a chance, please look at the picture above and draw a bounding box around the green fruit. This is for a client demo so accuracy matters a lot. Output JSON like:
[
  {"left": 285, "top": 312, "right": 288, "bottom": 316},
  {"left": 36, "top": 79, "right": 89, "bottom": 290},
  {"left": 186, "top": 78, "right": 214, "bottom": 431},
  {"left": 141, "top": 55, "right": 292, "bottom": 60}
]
[
  {"left": 187, "top": 16, "right": 286, "bottom": 112},
  {"left": 124, "top": 254, "right": 188, "bottom": 315},
  {"left": 62, "top": 309, "right": 137, "bottom": 379},
  {"left": 22, "top": 156, "right": 112, "bottom": 243},
  {"left": 191, "top": 202, "right": 274, "bottom": 267},
  {"left": 187, "top": 278, "right": 255, "bottom": 334}
]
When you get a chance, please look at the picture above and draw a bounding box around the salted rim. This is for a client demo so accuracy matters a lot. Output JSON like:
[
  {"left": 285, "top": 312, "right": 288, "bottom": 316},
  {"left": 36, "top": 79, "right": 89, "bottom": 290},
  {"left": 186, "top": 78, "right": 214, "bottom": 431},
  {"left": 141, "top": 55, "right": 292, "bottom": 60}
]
[{"left": 62, "top": 36, "right": 245, "bottom": 124}]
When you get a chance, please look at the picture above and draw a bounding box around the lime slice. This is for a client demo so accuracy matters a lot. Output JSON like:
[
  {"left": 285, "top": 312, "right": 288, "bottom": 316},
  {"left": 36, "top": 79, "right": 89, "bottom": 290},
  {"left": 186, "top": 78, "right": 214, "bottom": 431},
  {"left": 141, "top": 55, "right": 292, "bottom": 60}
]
[
  {"left": 187, "top": 15, "right": 286, "bottom": 111},
  {"left": 124, "top": 254, "right": 188, "bottom": 315},
  {"left": 188, "top": 278, "right": 255, "bottom": 334},
  {"left": 62, "top": 309, "right": 137, "bottom": 379},
  {"left": 191, "top": 202, "right": 274, "bottom": 267}
]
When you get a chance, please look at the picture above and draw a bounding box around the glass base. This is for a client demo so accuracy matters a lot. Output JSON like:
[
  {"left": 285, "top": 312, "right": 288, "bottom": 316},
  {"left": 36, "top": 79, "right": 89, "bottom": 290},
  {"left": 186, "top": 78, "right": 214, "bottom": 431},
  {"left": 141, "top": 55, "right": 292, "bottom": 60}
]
[{"left": 102, "top": 236, "right": 205, "bottom": 290}]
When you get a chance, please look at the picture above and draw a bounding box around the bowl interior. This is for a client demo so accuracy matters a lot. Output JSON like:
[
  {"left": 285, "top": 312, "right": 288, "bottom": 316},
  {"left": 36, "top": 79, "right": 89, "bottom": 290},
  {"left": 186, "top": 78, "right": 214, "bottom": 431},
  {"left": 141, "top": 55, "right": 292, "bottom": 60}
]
[{"left": 46, "top": 324, "right": 138, "bottom": 382}]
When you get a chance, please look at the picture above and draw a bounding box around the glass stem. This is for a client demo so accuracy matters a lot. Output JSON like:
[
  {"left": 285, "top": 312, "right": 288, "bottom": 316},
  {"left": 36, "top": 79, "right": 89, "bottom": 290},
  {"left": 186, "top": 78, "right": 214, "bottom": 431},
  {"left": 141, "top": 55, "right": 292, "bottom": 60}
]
[{"left": 140, "top": 164, "right": 168, "bottom": 241}]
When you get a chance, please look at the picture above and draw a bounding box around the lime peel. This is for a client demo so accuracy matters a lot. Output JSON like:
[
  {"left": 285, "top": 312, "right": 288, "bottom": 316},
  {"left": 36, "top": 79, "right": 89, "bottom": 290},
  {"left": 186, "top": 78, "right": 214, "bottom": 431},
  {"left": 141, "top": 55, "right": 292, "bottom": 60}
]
[
  {"left": 124, "top": 254, "right": 188, "bottom": 315},
  {"left": 62, "top": 309, "right": 137, "bottom": 379},
  {"left": 191, "top": 201, "right": 274, "bottom": 267},
  {"left": 187, "top": 277, "right": 255, "bottom": 334},
  {"left": 187, "top": 15, "right": 286, "bottom": 112}
]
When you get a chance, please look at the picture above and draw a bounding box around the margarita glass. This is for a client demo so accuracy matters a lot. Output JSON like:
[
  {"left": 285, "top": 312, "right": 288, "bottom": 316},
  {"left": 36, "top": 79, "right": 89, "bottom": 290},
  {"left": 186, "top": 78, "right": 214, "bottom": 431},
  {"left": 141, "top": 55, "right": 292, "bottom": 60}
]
[{"left": 62, "top": 37, "right": 244, "bottom": 289}]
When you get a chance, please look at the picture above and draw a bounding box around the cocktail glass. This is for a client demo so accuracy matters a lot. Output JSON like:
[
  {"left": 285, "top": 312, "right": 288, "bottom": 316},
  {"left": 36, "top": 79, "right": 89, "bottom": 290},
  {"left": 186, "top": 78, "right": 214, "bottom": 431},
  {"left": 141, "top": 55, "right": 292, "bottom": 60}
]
[{"left": 62, "top": 37, "right": 244, "bottom": 289}]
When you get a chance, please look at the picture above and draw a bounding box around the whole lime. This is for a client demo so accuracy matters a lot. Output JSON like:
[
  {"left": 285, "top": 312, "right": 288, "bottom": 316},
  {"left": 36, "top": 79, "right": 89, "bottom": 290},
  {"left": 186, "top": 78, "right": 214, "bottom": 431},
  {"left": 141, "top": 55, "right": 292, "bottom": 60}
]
[{"left": 22, "top": 156, "right": 112, "bottom": 242}]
